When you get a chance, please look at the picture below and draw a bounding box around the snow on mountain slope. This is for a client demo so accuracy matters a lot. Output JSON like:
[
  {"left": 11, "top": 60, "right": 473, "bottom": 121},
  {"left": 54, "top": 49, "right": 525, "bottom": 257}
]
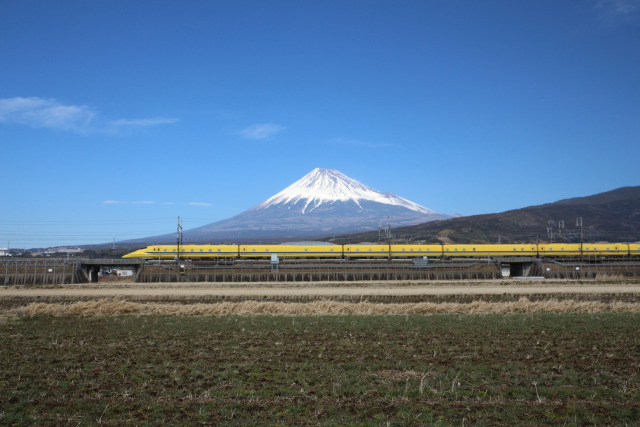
[
  {"left": 122, "top": 168, "right": 451, "bottom": 244},
  {"left": 256, "top": 168, "right": 436, "bottom": 214}
]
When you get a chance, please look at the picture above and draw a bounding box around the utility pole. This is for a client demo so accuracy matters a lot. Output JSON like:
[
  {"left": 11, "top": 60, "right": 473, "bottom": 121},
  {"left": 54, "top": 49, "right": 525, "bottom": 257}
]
[
  {"left": 176, "top": 216, "right": 183, "bottom": 261},
  {"left": 378, "top": 217, "right": 391, "bottom": 244},
  {"left": 576, "top": 217, "right": 584, "bottom": 253},
  {"left": 576, "top": 217, "right": 584, "bottom": 243},
  {"left": 558, "top": 220, "right": 565, "bottom": 243},
  {"left": 378, "top": 217, "right": 392, "bottom": 260}
]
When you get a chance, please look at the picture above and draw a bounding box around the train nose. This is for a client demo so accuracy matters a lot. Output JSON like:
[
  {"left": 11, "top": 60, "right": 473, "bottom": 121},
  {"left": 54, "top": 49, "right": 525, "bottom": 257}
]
[{"left": 122, "top": 250, "right": 146, "bottom": 258}]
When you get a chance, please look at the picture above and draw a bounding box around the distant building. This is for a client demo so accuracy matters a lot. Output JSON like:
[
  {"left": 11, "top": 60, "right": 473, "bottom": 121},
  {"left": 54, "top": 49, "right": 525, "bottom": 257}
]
[
  {"left": 43, "top": 247, "right": 84, "bottom": 255},
  {"left": 100, "top": 268, "right": 133, "bottom": 277},
  {"left": 0, "top": 248, "right": 11, "bottom": 257}
]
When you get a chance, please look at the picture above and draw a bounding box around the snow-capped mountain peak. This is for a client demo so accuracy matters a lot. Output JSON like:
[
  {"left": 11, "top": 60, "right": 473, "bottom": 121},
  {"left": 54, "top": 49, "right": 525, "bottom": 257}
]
[
  {"left": 124, "top": 167, "right": 452, "bottom": 244},
  {"left": 255, "top": 168, "right": 435, "bottom": 214}
]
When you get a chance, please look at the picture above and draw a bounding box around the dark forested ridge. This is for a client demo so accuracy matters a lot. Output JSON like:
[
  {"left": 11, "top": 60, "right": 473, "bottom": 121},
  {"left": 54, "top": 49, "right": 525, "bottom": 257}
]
[{"left": 330, "top": 186, "right": 640, "bottom": 244}]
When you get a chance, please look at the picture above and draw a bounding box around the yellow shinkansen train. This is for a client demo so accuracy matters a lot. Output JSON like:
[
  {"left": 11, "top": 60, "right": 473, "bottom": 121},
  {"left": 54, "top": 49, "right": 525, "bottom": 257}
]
[{"left": 123, "top": 243, "right": 640, "bottom": 259}]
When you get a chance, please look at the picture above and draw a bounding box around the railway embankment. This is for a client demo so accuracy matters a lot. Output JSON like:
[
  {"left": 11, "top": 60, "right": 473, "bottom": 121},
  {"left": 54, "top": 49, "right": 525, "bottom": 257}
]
[{"left": 2, "top": 257, "right": 640, "bottom": 285}]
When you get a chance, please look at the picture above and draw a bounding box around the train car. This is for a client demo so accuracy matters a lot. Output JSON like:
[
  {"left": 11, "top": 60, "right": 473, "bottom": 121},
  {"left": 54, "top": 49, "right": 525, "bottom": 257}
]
[
  {"left": 343, "top": 244, "right": 389, "bottom": 258},
  {"left": 122, "top": 242, "right": 640, "bottom": 260},
  {"left": 389, "top": 244, "right": 443, "bottom": 257},
  {"left": 123, "top": 244, "right": 239, "bottom": 259},
  {"left": 628, "top": 243, "right": 640, "bottom": 257},
  {"left": 238, "top": 244, "right": 342, "bottom": 258},
  {"left": 443, "top": 244, "right": 538, "bottom": 257},
  {"left": 580, "top": 243, "right": 629, "bottom": 257},
  {"left": 538, "top": 243, "right": 583, "bottom": 257}
]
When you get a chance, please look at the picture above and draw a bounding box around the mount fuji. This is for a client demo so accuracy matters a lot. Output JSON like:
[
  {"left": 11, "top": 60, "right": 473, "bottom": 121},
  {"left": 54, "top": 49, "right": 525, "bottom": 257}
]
[{"left": 134, "top": 168, "right": 452, "bottom": 244}]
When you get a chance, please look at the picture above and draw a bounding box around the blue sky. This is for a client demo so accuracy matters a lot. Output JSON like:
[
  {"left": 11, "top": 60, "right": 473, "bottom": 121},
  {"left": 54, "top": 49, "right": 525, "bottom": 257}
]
[{"left": 1, "top": 0, "right": 639, "bottom": 249}]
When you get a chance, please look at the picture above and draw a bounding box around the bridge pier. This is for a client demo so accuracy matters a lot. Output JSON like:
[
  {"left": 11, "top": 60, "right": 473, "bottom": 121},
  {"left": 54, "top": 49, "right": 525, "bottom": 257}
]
[
  {"left": 88, "top": 266, "right": 100, "bottom": 283},
  {"left": 498, "top": 258, "right": 537, "bottom": 278},
  {"left": 77, "top": 259, "right": 145, "bottom": 283}
]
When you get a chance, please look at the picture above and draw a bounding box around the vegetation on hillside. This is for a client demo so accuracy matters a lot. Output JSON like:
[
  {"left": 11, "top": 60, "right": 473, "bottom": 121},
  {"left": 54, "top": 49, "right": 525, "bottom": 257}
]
[{"left": 332, "top": 186, "right": 640, "bottom": 244}]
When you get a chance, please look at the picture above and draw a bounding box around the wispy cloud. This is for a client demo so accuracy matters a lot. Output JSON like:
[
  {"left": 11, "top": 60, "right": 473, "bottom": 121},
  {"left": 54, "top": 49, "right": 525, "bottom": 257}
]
[
  {"left": 330, "top": 137, "right": 399, "bottom": 148},
  {"left": 0, "top": 96, "right": 178, "bottom": 134},
  {"left": 593, "top": 0, "right": 640, "bottom": 22},
  {"left": 237, "top": 122, "right": 286, "bottom": 139},
  {"left": 0, "top": 97, "right": 96, "bottom": 132},
  {"left": 107, "top": 117, "right": 178, "bottom": 128},
  {"left": 103, "top": 200, "right": 158, "bottom": 205},
  {"left": 103, "top": 200, "right": 211, "bottom": 207}
]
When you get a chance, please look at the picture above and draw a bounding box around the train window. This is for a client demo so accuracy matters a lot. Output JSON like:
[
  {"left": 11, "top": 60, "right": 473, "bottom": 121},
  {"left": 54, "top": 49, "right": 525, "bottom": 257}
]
[
  {"left": 369, "top": 249, "right": 372, "bottom": 252},
  {"left": 410, "top": 248, "right": 413, "bottom": 252},
  {"left": 164, "top": 249, "right": 167, "bottom": 252},
  {"left": 252, "top": 249, "right": 256, "bottom": 252},
  {"left": 455, "top": 248, "right": 458, "bottom": 251},
  {"left": 462, "top": 248, "right": 466, "bottom": 251},
  {"left": 191, "top": 249, "right": 194, "bottom": 252},
  {"left": 473, "top": 248, "right": 476, "bottom": 251},
  {"left": 330, "top": 249, "right": 334, "bottom": 252},
  {"left": 402, "top": 249, "right": 405, "bottom": 251},
  {"left": 305, "top": 249, "right": 308, "bottom": 252},
  {"left": 266, "top": 249, "right": 269, "bottom": 252},
  {"left": 217, "top": 249, "right": 221, "bottom": 252}
]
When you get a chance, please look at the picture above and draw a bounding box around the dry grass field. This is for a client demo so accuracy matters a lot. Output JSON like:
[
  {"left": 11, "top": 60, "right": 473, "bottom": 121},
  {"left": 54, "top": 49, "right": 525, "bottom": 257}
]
[
  {"left": 5, "top": 297, "right": 640, "bottom": 316},
  {"left": 1, "top": 279, "right": 639, "bottom": 424}
]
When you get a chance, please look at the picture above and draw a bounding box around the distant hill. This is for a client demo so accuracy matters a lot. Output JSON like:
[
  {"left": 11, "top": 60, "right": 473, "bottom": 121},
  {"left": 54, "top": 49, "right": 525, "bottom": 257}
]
[{"left": 329, "top": 186, "right": 640, "bottom": 244}]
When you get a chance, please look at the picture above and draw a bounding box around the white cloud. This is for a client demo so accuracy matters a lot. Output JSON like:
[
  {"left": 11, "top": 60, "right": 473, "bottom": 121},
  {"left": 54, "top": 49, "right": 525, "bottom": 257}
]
[
  {"left": 108, "top": 118, "right": 179, "bottom": 128},
  {"left": 102, "top": 200, "right": 157, "bottom": 205},
  {"left": 237, "top": 122, "right": 286, "bottom": 139},
  {"left": 0, "top": 97, "right": 95, "bottom": 132},
  {"left": 104, "top": 200, "right": 208, "bottom": 206},
  {"left": 330, "top": 137, "right": 398, "bottom": 148},
  {"left": 0, "top": 96, "right": 178, "bottom": 134},
  {"left": 594, "top": 0, "right": 640, "bottom": 22}
]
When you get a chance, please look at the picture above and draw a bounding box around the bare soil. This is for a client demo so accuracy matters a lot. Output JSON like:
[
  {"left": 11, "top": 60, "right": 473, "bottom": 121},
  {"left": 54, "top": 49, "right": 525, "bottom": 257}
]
[
  {"left": 2, "top": 279, "right": 640, "bottom": 298},
  {"left": 2, "top": 314, "right": 639, "bottom": 424}
]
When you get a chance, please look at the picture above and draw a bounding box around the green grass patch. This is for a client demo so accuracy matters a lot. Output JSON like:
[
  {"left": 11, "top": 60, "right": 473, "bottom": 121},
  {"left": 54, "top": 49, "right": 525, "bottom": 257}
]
[{"left": 1, "top": 314, "right": 639, "bottom": 424}]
